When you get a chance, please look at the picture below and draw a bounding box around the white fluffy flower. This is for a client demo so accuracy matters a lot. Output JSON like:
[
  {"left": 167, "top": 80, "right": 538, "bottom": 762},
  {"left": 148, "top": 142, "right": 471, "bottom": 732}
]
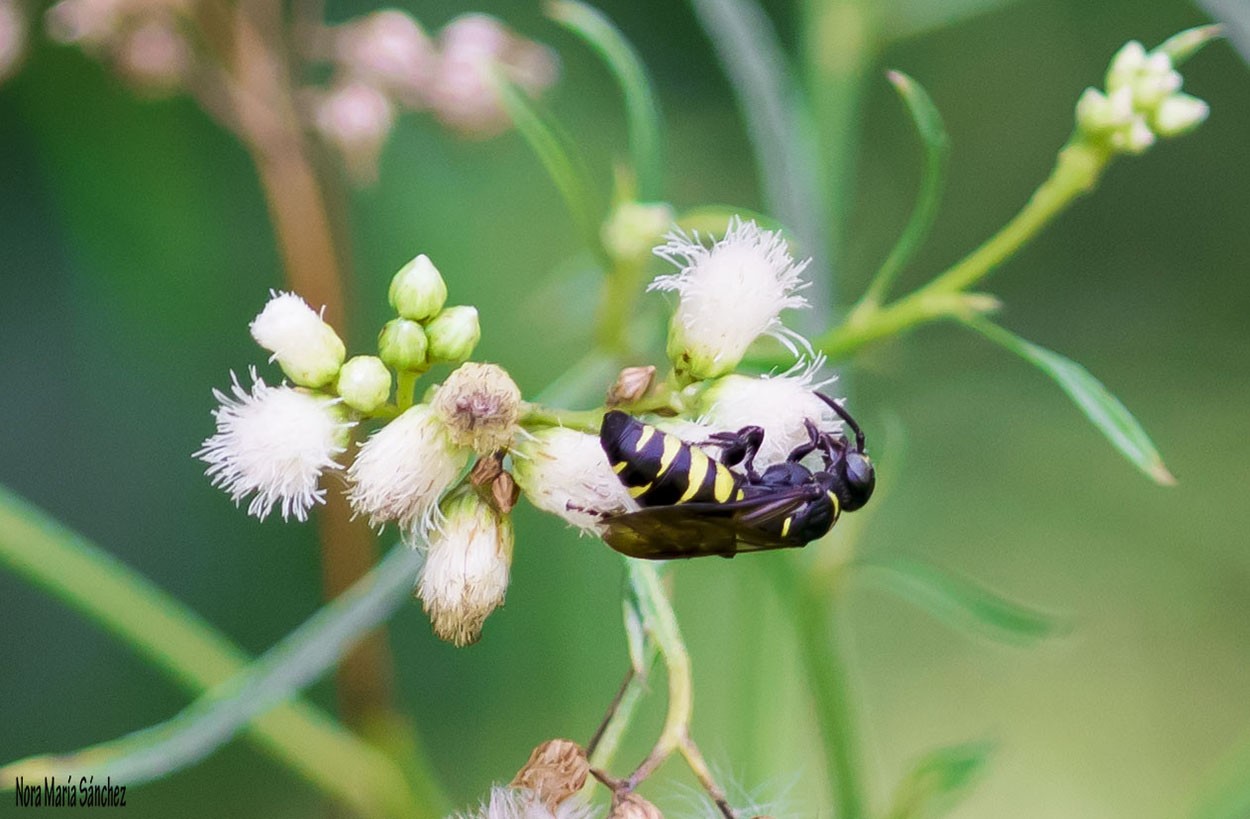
[
  {"left": 347, "top": 404, "right": 469, "bottom": 533},
  {"left": 698, "top": 359, "right": 842, "bottom": 468},
  {"left": 511, "top": 427, "right": 636, "bottom": 534},
  {"left": 249, "top": 291, "right": 346, "bottom": 388},
  {"left": 456, "top": 786, "right": 598, "bottom": 819},
  {"left": 651, "top": 217, "right": 811, "bottom": 380},
  {"left": 417, "top": 492, "right": 513, "bottom": 647},
  {"left": 196, "top": 370, "right": 352, "bottom": 522}
]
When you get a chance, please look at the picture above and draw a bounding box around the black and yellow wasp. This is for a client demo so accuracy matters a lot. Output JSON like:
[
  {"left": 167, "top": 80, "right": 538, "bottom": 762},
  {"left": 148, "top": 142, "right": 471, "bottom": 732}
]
[{"left": 598, "top": 392, "right": 875, "bottom": 559}]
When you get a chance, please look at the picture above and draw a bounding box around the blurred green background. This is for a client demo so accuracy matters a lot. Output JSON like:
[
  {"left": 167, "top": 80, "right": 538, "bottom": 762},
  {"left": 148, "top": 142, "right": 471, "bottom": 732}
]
[{"left": 3, "top": 0, "right": 1249, "bottom": 816}]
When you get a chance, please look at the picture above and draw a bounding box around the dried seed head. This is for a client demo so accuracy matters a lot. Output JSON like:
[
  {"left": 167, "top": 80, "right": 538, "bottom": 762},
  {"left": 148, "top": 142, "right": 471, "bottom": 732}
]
[
  {"left": 606, "top": 365, "right": 656, "bottom": 408},
  {"left": 470, "top": 452, "right": 505, "bottom": 487},
  {"left": 609, "top": 792, "right": 663, "bottom": 819},
  {"left": 509, "top": 739, "right": 589, "bottom": 811},
  {"left": 431, "top": 362, "right": 522, "bottom": 454}
]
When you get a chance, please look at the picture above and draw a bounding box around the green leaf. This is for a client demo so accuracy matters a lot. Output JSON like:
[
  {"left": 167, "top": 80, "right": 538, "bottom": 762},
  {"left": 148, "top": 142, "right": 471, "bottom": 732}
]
[
  {"left": 885, "top": 741, "right": 995, "bottom": 819},
  {"left": 492, "top": 70, "right": 604, "bottom": 259},
  {"left": 687, "top": 0, "right": 828, "bottom": 309},
  {"left": 547, "top": 0, "right": 665, "bottom": 201},
  {"left": 855, "top": 557, "right": 1068, "bottom": 646},
  {"left": 1192, "top": 735, "right": 1250, "bottom": 819},
  {"left": 0, "top": 487, "right": 423, "bottom": 818},
  {"left": 1156, "top": 22, "right": 1226, "bottom": 65},
  {"left": 965, "top": 317, "right": 1176, "bottom": 485},
  {"left": 861, "top": 70, "right": 950, "bottom": 306},
  {"left": 883, "top": 0, "right": 1029, "bottom": 43}
]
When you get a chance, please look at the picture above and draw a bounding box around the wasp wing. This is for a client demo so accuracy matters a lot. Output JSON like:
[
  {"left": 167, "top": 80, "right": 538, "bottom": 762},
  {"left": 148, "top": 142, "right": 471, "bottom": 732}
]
[{"left": 600, "top": 489, "right": 816, "bottom": 560}]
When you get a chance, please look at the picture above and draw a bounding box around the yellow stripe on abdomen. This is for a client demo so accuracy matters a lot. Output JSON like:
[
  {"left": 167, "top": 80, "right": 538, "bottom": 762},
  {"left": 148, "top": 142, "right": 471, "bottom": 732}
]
[
  {"left": 677, "top": 449, "right": 711, "bottom": 503},
  {"left": 653, "top": 434, "right": 682, "bottom": 478},
  {"left": 634, "top": 425, "right": 656, "bottom": 453},
  {"left": 712, "top": 464, "right": 736, "bottom": 503}
]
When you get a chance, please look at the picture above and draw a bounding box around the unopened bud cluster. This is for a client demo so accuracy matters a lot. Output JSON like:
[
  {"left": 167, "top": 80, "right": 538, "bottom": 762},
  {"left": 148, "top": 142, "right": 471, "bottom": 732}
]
[
  {"left": 379, "top": 254, "right": 480, "bottom": 374},
  {"left": 1075, "top": 32, "right": 1215, "bottom": 155},
  {"left": 43, "top": 0, "right": 189, "bottom": 95}
]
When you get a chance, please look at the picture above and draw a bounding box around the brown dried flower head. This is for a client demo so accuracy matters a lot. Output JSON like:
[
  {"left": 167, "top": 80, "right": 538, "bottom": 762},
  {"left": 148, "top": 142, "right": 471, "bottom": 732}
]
[
  {"left": 509, "top": 738, "right": 589, "bottom": 811},
  {"left": 606, "top": 365, "right": 656, "bottom": 408},
  {"left": 609, "top": 792, "right": 663, "bottom": 819},
  {"left": 431, "top": 362, "right": 522, "bottom": 454}
]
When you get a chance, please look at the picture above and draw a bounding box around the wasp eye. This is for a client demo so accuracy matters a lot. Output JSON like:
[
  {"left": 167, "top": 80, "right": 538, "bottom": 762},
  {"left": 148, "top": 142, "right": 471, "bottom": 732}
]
[{"left": 845, "top": 453, "right": 873, "bottom": 487}]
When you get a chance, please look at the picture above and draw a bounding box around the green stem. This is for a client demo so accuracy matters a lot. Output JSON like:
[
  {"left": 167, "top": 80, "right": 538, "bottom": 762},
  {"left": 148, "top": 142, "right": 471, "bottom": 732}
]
[
  {"left": 595, "top": 258, "right": 647, "bottom": 356},
  {"left": 817, "top": 138, "right": 1111, "bottom": 362},
  {"left": 396, "top": 371, "right": 418, "bottom": 412},
  {"left": 0, "top": 487, "right": 420, "bottom": 819},
  {"left": 770, "top": 558, "right": 864, "bottom": 819},
  {"left": 625, "top": 561, "right": 692, "bottom": 784},
  {"left": 519, "top": 402, "right": 605, "bottom": 432}
]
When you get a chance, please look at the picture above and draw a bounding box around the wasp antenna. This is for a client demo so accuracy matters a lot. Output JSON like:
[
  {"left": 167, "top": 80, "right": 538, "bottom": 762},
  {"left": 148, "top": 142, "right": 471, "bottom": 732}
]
[{"left": 814, "top": 391, "right": 866, "bottom": 453}]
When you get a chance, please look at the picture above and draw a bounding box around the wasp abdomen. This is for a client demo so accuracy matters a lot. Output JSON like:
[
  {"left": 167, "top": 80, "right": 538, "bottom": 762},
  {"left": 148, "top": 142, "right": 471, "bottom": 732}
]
[{"left": 600, "top": 410, "right": 742, "bottom": 508}]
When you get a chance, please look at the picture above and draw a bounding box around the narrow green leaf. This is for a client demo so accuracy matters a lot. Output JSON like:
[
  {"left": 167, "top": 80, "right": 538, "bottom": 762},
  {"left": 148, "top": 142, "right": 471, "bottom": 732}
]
[
  {"left": 491, "top": 70, "right": 604, "bottom": 259},
  {"left": 1192, "top": 735, "right": 1250, "bottom": 819},
  {"left": 546, "top": 0, "right": 665, "bottom": 201},
  {"left": 1156, "top": 22, "right": 1225, "bottom": 65},
  {"left": 883, "top": 0, "right": 1028, "bottom": 43},
  {"left": 861, "top": 70, "right": 950, "bottom": 306},
  {"left": 0, "top": 487, "right": 422, "bottom": 818},
  {"left": 687, "top": 0, "right": 831, "bottom": 326},
  {"left": 855, "top": 557, "right": 1068, "bottom": 646},
  {"left": 886, "top": 741, "right": 995, "bottom": 819},
  {"left": 966, "top": 316, "right": 1176, "bottom": 485}
]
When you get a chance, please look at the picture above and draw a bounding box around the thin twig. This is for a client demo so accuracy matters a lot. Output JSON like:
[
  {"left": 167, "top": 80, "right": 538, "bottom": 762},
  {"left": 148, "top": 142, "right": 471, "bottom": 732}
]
[{"left": 588, "top": 667, "right": 637, "bottom": 758}]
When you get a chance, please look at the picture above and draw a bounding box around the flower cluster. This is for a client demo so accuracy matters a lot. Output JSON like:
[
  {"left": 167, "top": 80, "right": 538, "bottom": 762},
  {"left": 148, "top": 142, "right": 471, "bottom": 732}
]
[
  {"left": 198, "top": 256, "right": 523, "bottom": 645},
  {"left": 313, "top": 11, "right": 559, "bottom": 180},
  {"left": 201, "top": 217, "right": 857, "bottom": 644},
  {"left": 1075, "top": 37, "right": 1210, "bottom": 154},
  {"left": 33, "top": 3, "right": 556, "bottom": 180}
]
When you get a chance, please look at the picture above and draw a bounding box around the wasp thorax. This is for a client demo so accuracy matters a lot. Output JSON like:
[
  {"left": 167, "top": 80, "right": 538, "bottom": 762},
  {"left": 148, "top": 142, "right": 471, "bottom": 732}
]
[{"left": 431, "top": 362, "right": 521, "bottom": 453}]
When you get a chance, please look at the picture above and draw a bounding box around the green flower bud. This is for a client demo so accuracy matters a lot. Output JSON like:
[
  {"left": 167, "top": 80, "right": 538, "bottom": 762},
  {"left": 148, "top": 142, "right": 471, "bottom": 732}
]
[
  {"left": 388, "top": 254, "right": 448, "bottom": 321},
  {"left": 601, "top": 201, "right": 675, "bottom": 265},
  {"left": 1152, "top": 93, "right": 1209, "bottom": 137},
  {"left": 378, "top": 318, "right": 429, "bottom": 372},
  {"left": 425, "top": 306, "right": 480, "bottom": 364},
  {"left": 336, "top": 355, "right": 392, "bottom": 413}
]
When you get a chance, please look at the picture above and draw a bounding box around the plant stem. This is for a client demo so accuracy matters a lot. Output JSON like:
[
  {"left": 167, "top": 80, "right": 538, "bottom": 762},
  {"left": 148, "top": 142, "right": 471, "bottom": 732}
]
[
  {"left": 816, "top": 139, "right": 1111, "bottom": 362},
  {"left": 624, "top": 561, "right": 692, "bottom": 785},
  {"left": 770, "top": 557, "right": 864, "bottom": 819},
  {"left": 0, "top": 488, "right": 420, "bottom": 818},
  {"left": 520, "top": 402, "right": 605, "bottom": 432}
]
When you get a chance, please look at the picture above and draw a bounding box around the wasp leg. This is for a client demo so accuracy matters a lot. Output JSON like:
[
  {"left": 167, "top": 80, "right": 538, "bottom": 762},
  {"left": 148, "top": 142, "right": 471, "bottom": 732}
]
[
  {"left": 699, "top": 426, "right": 765, "bottom": 480},
  {"left": 785, "top": 418, "right": 825, "bottom": 463}
]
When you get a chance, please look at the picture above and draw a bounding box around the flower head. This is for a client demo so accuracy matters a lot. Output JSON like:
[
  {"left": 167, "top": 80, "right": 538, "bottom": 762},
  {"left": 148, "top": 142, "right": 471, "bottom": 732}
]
[
  {"left": 431, "top": 362, "right": 522, "bottom": 454},
  {"left": 651, "top": 217, "right": 811, "bottom": 380},
  {"left": 698, "top": 359, "right": 841, "bottom": 468},
  {"left": 512, "top": 427, "right": 637, "bottom": 534},
  {"left": 347, "top": 404, "right": 469, "bottom": 532},
  {"left": 196, "top": 369, "right": 352, "bottom": 521},
  {"left": 311, "top": 81, "right": 396, "bottom": 184},
  {"left": 426, "top": 13, "right": 559, "bottom": 139},
  {"left": 416, "top": 491, "right": 513, "bottom": 647},
  {"left": 249, "top": 291, "right": 347, "bottom": 388},
  {"left": 333, "top": 9, "right": 434, "bottom": 107}
]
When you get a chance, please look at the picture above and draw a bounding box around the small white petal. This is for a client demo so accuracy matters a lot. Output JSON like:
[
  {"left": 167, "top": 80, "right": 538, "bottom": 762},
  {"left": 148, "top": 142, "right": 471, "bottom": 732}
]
[
  {"left": 455, "top": 786, "right": 598, "bottom": 819},
  {"left": 196, "top": 369, "right": 351, "bottom": 522},
  {"left": 651, "top": 217, "right": 811, "bottom": 379},
  {"left": 698, "top": 359, "right": 842, "bottom": 468},
  {"left": 417, "top": 493, "right": 512, "bottom": 647},
  {"left": 511, "top": 427, "right": 637, "bottom": 534},
  {"left": 347, "top": 404, "right": 469, "bottom": 532}
]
